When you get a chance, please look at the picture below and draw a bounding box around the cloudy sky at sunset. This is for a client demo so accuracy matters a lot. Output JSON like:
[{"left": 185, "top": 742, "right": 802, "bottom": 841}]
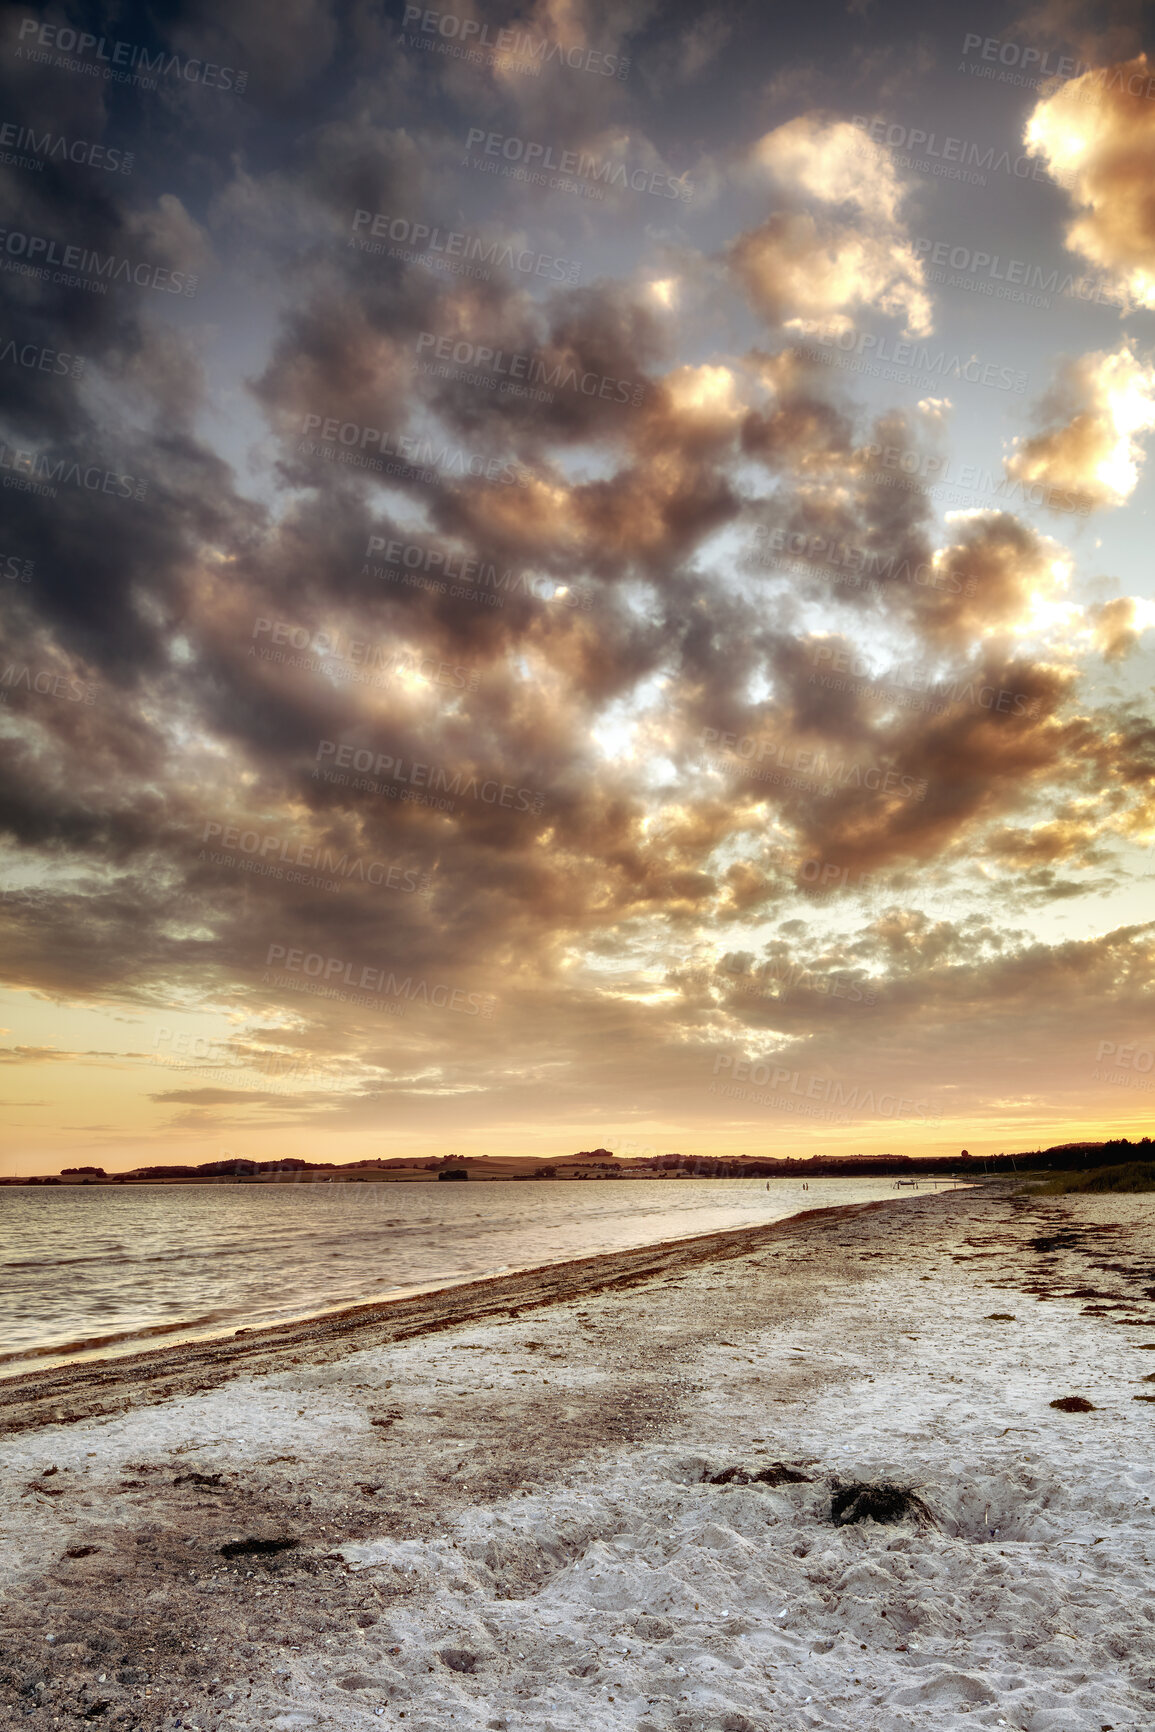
[{"left": 2, "top": 0, "right": 1155, "bottom": 1175}]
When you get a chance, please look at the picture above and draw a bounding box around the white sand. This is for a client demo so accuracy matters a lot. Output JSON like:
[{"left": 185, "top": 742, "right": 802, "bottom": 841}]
[{"left": 2, "top": 1185, "right": 1153, "bottom": 1732}]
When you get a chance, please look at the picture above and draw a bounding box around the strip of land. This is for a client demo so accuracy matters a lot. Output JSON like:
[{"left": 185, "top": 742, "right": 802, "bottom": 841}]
[{"left": 2, "top": 1183, "right": 1154, "bottom": 1732}]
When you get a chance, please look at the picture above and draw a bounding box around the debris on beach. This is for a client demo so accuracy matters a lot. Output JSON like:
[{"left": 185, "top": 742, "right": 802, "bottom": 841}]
[
  {"left": 753, "top": 1463, "right": 812, "bottom": 1485},
  {"left": 830, "top": 1481, "right": 934, "bottom": 1527},
  {"left": 1048, "top": 1396, "right": 1097, "bottom": 1412},
  {"left": 708, "top": 1462, "right": 813, "bottom": 1487},
  {"left": 218, "top": 1536, "right": 299, "bottom": 1558}
]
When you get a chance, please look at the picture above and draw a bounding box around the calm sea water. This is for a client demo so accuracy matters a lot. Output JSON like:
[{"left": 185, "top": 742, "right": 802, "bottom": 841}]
[{"left": 0, "top": 1176, "right": 916, "bottom": 1375}]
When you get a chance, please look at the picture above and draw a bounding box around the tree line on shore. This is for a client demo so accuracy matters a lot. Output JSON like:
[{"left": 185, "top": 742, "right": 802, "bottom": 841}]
[{"left": 8, "top": 1135, "right": 1152, "bottom": 1184}]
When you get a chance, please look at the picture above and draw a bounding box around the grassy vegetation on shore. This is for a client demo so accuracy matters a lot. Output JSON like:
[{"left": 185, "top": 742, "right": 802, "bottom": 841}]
[{"left": 1028, "top": 1162, "right": 1155, "bottom": 1195}]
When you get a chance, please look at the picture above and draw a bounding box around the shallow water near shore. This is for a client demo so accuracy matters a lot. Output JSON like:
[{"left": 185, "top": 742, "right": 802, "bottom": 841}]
[{"left": 0, "top": 1175, "right": 922, "bottom": 1374}]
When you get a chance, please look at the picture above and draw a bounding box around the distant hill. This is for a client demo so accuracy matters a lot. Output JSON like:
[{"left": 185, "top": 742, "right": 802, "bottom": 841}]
[{"left": 4, "top": 1133, "right": 1149, "bottom": 1185}]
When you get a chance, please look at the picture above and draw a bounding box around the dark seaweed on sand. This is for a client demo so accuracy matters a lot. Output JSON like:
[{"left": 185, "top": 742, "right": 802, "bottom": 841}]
[
  {"left": 1049, "top": 1396, "right": 1096, "bottom": 1412},
  {"left": 708, "top": 1463, "right": 812, "bottom": 1486},
  {"left": 219, "top": 1536, "right": 299, "bottom": 1557},
  {"left": 830, "top": 1482, "right": 934, "bottom": 1526}
]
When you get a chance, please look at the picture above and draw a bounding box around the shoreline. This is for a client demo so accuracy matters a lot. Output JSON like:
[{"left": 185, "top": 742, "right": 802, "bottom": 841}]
[
  {"left": 1, "top": 1187, "right": 912, "bottom": 1385},
  {"left": 0, "top": 1196, "right": 896, "bottom": 1435},
  {"left": 4, "top": 1182, "right": 1155, "bottom": 1732}
]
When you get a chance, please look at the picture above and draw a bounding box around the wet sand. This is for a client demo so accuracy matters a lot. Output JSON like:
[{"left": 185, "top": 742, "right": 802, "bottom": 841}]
[{"left": 2, "top": 1183, "right": 1154, "bottom": 1732}]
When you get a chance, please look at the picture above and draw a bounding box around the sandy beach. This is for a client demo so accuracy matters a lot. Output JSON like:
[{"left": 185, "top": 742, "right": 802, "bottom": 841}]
[{"left": 2, "top": 1183, "right": 1154, "bottom": 1732}]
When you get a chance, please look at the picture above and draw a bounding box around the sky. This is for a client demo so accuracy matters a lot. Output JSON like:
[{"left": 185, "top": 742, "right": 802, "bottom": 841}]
[{"left": 2, "top": 0, "right": 1155, "bottom": 1176}]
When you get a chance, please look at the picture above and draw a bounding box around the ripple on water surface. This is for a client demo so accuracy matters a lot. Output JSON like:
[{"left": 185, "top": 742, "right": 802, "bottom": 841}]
[{"left": 0, "top": 1175, "right": 911, "bottom": 1372}]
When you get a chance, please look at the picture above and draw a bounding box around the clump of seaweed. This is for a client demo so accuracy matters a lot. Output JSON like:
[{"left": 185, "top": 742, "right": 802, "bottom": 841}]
[
  {"left": 830, "top": 1481, "right": 934, "bottom": 1527},
  {"left": 1049, "top": 1396, "right": 1096, "bottom": 1412},
  {"left": 753, "top": 1464, "right": 812, "bottom": 1486},
  {"left": 219, "top": 1536, "right": 299, "bottom": 1558},
  {"left": 708, "top": 1463, "right": 811, "bottom": 1486}
]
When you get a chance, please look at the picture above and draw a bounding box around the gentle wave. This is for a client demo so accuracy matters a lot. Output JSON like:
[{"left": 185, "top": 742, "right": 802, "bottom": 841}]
[
  {"left": 0, "top": 1311, "right": 233, "bottom": 1366},
  {"left": 1, "top": 1218, "right": 441, "bottom": 1274}
]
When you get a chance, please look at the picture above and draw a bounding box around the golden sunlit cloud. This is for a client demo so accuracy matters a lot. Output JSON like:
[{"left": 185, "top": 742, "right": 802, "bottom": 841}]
[
  {"left": 1089, "top": 595, "right": 1155, "bottom": 661},
  {"left": 747, "top": 116, "right": 907, "bottom": 223},
  {"left": 730, "top": 117, "right": 932, "bottom": 336},
  {"left": 1005, "top": 343, "right": 1155, "bottom": 512},
  {"left": 1025, "top": 55, "right": 1155, "bottom": 306},
  {"left": 663, "top": 363, "right": 744, "bottom": 426}
]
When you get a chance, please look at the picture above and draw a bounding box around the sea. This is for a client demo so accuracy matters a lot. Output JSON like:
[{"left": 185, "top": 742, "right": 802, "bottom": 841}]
[{"left": 0, "top": 1175, "right": 932, "bottom": 1375}]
